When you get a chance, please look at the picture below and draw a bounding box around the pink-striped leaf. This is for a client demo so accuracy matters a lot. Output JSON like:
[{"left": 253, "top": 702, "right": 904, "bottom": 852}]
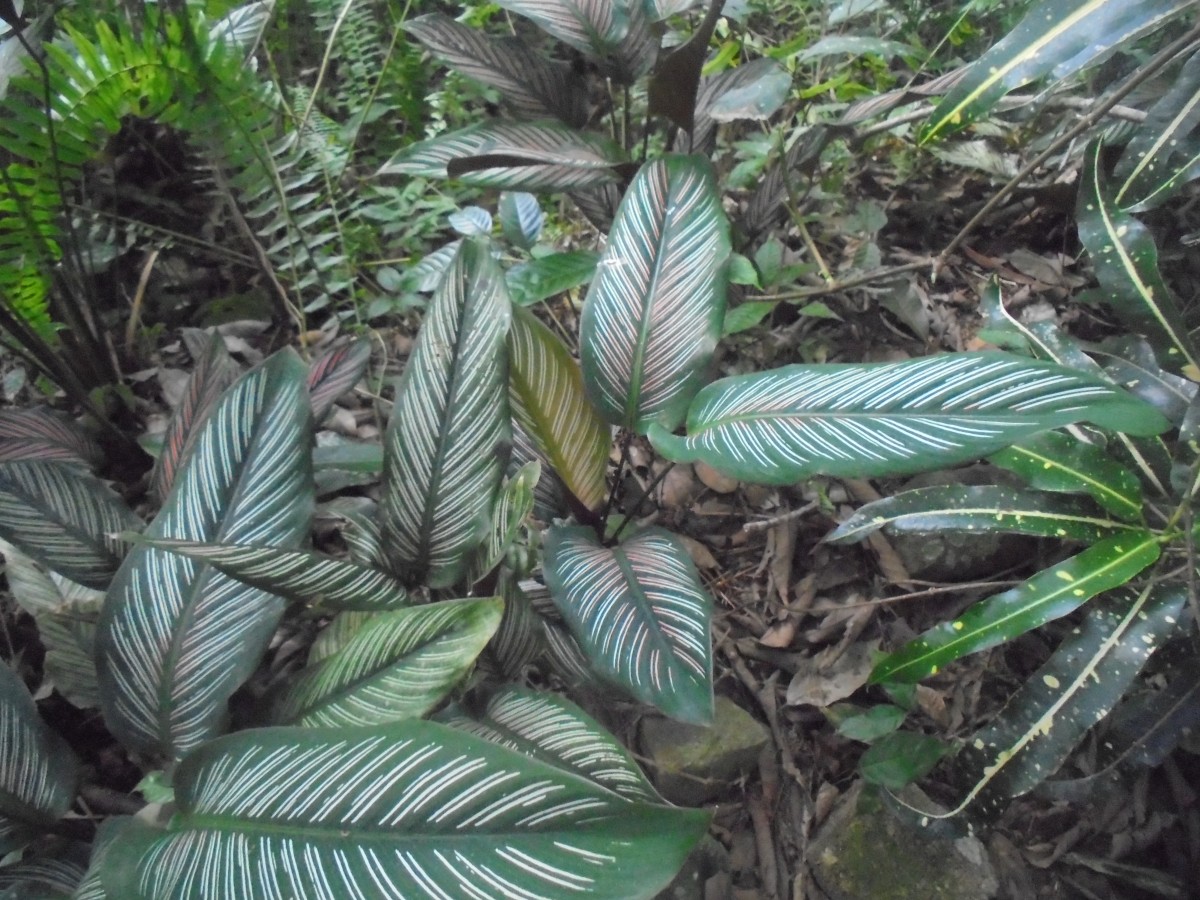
[{"left": 306, "top": 337, "right": 371, "bottom": 423}]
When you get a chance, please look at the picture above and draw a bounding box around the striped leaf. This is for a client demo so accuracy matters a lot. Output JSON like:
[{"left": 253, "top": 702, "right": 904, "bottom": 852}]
[
  {"left": 1078, "top": 138, "right": 1200, "bottom": 378},
  {"left": 71, "top": 816, "right": 132, "bottom": 900},
  {"left": 580, "top": 155, "right": 730, "bottom": 433},
  {"left": 439, "top": 685, "right": 662, "bottom": 802},
  {"left": 98, "top": 721, "right": 709, "bottom": 899},
  {"left": 510, "top": 304, "right": 610, "bottom": 511},
  {"left": 306, "top": 337, "right": 371, "bottom": 424},
  {"left": 0, "top": 663, "right": 78, "bottom": 854},
  {"left": 379, "top": 121, "right": 625, "bottom": 191},
  {"left": 379, "top": 238, "right": 512, "bottom": 588},
  {"left": 898, "top": 585, "right": 1185, "bottom": 834},
  {"left": 468, "top": 461, "right": 539, "bottom": 584},
  {"left": 308, "top": 611, "right": 376, "bottom": 665},
  {"left": 921, "top": 0, "right": 1185, "bottom": 143},
  {"left": 487, "top": 574, "right": 548, "bottom": 677},
  {"left": 0, "top": 461, "right": 140, "bottom": 590},
  {"left": 649, "top": 352, "right": 1169, "bottom": 486},
  {"left": 499, "top": 192, "right": 545, "bottom": 248},
  {"left": 0, "top": 408, "right": 99, "bottom": 467},
  {"left": 130, "top": 538, "right": 411, "bottom": 612},
  {"left": 543, "top": 525, "right": 714, "bottom": 724},
  {"left": 870, "top": 530, "right": 1161, "bottom": 684},
  {"left": 827, "top": 485, "right": 1139, "bottom": 545},
  {"left": 0, "top": 840, "right": 88, "bottom": 896},
  {"left": 404, "top": 14, "right": 589, "bottom": 127},
  {"left": 269, "top": 598, "right": 503, "bottom": 728},
  {"left": 96, "top": 350, "right": 314, "bottom": 761},
  {"left": 511, "top": 417, "right": 571, "bottom": 521}
]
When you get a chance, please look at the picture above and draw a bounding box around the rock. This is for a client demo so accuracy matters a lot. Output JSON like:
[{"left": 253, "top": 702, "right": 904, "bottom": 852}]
[
  {"left": 639, "top": 696, "right": 770, "bottom": 805},
  {"left": 695, "top": 461, "right": 739, "bottom": 494},
  {"left": 808, "top": 781, "right": 998, "bottom": 900}
]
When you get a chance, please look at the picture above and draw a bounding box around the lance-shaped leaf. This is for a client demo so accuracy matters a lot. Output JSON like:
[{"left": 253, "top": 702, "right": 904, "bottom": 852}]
[
  {"left": 98, "top": 721, "right": 709, "bottom": 900},
  {"left": 380, "top": 238, "right": 512, "bottom": 588},
  {"left": 439, "top": 685, "right": 662, "bottom": 802},
  {"left": 96, "top": 350, "right": 313, "bottom": 761},
  {"left": 0, "top": 408, "right": 99, "bottom": 467},
  {"left": 0, "top": 664, "right": 78, "bottom": 854},
  {"left": 544, "top": 525, "right": 714, "bottom": 724},
  {"left": 379, "top": 121, "right": 625, "bottom": 191},
  {"left": 990, "top": 430, "right": 1144, "bottom": 522},
  {"left": 269, "top": 598, "right": 503, "bottom": 728},
  {"left": 649, "top": 352, "right": 1169, "bottom": 486},
  {"left": 0, "top": 461, "right": 140, "bottom": 589},
  {"left": 648, "top": 0, "right": 723, "bottom": 134},
  {"left": 896, "top": 585, "right": 1185, "bottom": 835},
  {"left": 130, "top": 538, "right": 411, "bottom": 612},
  {"left": 306, "top": 337, "right": 371, "bottom": 423},
  {"left": 580, "top": 155, "right": 730, "bottom": 433},
  {"left": 405, "top": 13, "right": 589, "bottom": 127},
  {"left": 506, "top": 250, "right": 599, "bottom": 306},
  {"left": 692, "top": 57, "right": 791, "bottom": 152},
  {"left": 828, "top": 485, "right": 1139, "bottom": 545},
  {"left": 308, "top": 612, "right": 376, "bottom": 665},
  {"left": 499, "top": 192, "right": 545, "bottom": 248},
  {"left": 1078, "top": 138, "right": 1200, "bottom": 378},
  {"left": 510, "top": 304, "right": 609, "bottom": 511},
  {"left": 468, "top": 461, "right": 539, "bottom": 584},
  {"left": 870, "top": 530, "right": 1160, "bottom": 684},
  {"left": 921, "top": 0, "right": 1185, "bottom": 143}
]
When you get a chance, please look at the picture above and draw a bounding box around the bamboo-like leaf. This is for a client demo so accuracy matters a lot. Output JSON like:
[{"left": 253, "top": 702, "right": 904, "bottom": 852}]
[
  {"left": 0, "top": 664, "right": 78, "bottom": 854},
  {"left": 649, "top": 352, "right": 1169, "bottom": 486},
  {"left": 468, "top": 461, "right": 539, "bottom": 584},
  {"left": 405, "top": 13, "right": 589, "bottom": 126},
  {"left": 870, "top": 530, "right": 1161, "bottom": 684},
  {"left": 379, "top": 238, "right": 512, "bottom": 589},
  {"left": 270, "top": 598, "right": 503, "bottom": 728},
  {"left": 499, "top": 192, "right": 544, "bottom": 249},
  {"left": 306, "top": 337, "right": 371, "bottom": 423},
  {"left": 98, "top": 721, "right": 709, "bottom": 900},
  {"left": 506, "top": 250, "right": 599, "bottom": 306},
  {"left": 440, "top": 685, "right": 662, "bottom": 802},
  {"left": 0, "top": 461, "right": 140, "bottom": 589},
  {"left": 544, "top": 525, "right": 714, "bottom": 724},
  {"left": 989, "top": 430, "right": 1144, "bottom": 522},
  {"left": 0, "top": 408, "right": 99, "bottom": 467},
  {"left": 510, "top": 304, "right": 609, "bottom": 511},
  {"left": 921, "top": 0, "right": 1185, "bottom": 143},
  {"left": 897, "top": 585, "right": 1185, "bottom": 834},
  {"left": 580, "top": 155, "right": 730, "bottom": 433},
  {"left": 96, "top": 350, "right": 314, "bottom": 761},
  {"left": 1078, "top": 138, "right": 1200, "bottom": 377},
  {"left": 379, "top": 121, "right": 625, "bottom": 191},
  {"left": 828, "top": 485, "right": 1138, "bottom": 545},
  {"left": 131, "top": 538, "right": 411, "bottom": 612}
]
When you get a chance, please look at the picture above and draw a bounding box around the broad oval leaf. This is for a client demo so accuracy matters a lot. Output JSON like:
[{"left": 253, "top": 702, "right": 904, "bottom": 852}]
[
  {"left": 379, "top": 238, "right": 512, "bottom": 588},
  {"left": 0, "top": 664, "right": 78, "bottom": 854},
  {"left": 498, "top": 191, "right": 544, "bottom": 248},
  {"left": 269, "top": 598, "right": 503, "bottom": 727},
  {"left": 543, "top": 524, "right": 714, "bottom": 724},
  {"left": 870, "top": 529, "right": 1161, "bottom": 684},
  {"left": 510, "top": 304, "right": 609, "bottom": 511},
  {"left": 96, "top": 350, "right": 314, "bottom": 760},
  {"left": 0, "top": 461, "right": 140, "bottom": 589},
  {"left": 580, "top": 155, "right": 730, "bottom": 433},
  {"left": 98, "top": 720, "right": 709, "bottom": 900},
  {"left": 649, "top": 352, "right": 1169, "bottom": 486},
  {"left": 506, "top": 250, "right": 599, "bottom": 307}
]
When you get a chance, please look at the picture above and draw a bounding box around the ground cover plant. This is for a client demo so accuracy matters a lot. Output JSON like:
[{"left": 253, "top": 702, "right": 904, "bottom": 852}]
[{"left": 0, "top": 0, "right": 1199, "bottom": 896}]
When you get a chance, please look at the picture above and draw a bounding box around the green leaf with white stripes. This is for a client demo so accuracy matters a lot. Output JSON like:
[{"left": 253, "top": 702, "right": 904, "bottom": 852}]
[
  {"left": 1078, "top": 138, "right": 1200, "bottom": 377},
  {"left": 96, "top": 350, "right": 314, "bottom": 761},
  {"left": 98, "top": 721, "right": 709, "bottom": 899},
  {"left": 870, "top": 529, "right": 1161, "bottom": 684},
  {"left": 580, "top": 155, "right": 730, "bottom": 433},
  {"left": 0, "top": 663, "right": 78, "bottom": 854},
  {"left": 439, "top": 685, "right": 662, "bottom": 802},
  {"left": 469, "top": 461, "right": 540, "bottom": 584},
  {"left": 510, "top": 304, "right": 609, "bottom": 511},
  {"left": 0, "top": 461, "right": 139, "bottom": 590},
  {"left": 378, "top": 121, "right": 625, "bottom": 191},
  {"left": 649, "top": 352, "right": 1169, "bottom": 486},
  {"left": 379, "top": 237, "right": 512, "bottom": 589},
  {"left": 543, "top": 525, "right": 714, "bottom": 725},
  {"left": 921, "top": 0, "right": 1186, "bottom": 143},
  {"left": 827, "top": 485, "right": 1138, "bottom": 545},
  {"left": 269, "top": 598, "right": 503, "bottom": 728}
]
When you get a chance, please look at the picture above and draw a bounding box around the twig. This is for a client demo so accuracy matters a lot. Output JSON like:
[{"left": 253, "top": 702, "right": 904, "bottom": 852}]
[
  {"left": 743, "top": 500, "right": 820, "bottom": 533},
  {"left": 748, "top": 258, "right": 932, "bottom": 303}
]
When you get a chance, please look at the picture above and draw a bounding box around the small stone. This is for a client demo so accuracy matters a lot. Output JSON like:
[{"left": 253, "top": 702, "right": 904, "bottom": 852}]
[
  {"left": 660, "top": 464, "right": 698, "bottom": 508},
  {"left": 695, "top": 461, "right": 739, "bottom": 494}
]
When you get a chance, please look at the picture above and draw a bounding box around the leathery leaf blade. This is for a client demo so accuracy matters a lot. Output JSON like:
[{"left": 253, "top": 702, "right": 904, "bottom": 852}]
[
  {"left": 510, "top": 303, "right": 609, "bottom": 510},
  {"left": 269, "top": 598, "right": 503, "bottom": 728},
  {"left": 468, "top": 461, "right": 539, "bottom": 584},
  {"left": 897, "top": 585, "right": 1185, "bottom": 835},
  {"left": 0, "top": 663, "right": 78, "bottom": 854},
  {"left": 96, "top": 350, "right": 313, "bottom": 760},
  {"left": 580, "top": 155, "right": 729, "bottom": 433},
  {"left": 380, "top": 237, "right": 512, "bottom": 588},
  {"left": 649, "top": 351, "right": 1168, "bottom": 486},
  {"left": 98, "top": 720, "right": 710, "bottom": 900},
  {"left": 871, "top": 530, "right": 1160, "bottom": 684},
  {"left": 543, "top": 525, "right": 714, "bottom": 724}
]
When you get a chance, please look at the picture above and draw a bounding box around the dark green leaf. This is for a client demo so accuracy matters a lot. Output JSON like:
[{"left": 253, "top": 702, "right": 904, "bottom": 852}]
[
  {"left": 498, "top": 191, "right": 544, "bottom": 248},
  {"left": 831, "top": 703, "right": 907, "bottom": 743},
  {"left": 506, "top": 250, "right": 599, "bottom": 306},
  {"left": 860, "top": 730, "right": 947, "bottom": 790}
]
